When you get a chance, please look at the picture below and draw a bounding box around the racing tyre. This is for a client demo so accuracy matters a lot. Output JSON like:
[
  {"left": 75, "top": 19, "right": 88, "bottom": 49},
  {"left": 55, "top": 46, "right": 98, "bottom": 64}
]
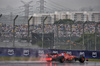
[
  {"left": 59, "top": 56, "right": 65, "bottom": 63},
  {"left": 79, "top": 56, "right": 85, "bottom": 63}
]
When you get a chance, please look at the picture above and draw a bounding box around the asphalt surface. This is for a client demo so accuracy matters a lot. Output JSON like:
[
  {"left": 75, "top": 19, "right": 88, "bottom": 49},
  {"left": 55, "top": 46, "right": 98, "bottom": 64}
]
[{"left": 0, "top": 61, "right": 100, "bottom": 66}]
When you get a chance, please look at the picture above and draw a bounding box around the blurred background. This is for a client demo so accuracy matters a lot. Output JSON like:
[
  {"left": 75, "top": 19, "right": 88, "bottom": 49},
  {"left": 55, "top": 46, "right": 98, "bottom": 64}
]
[{"left": 0, "top": 0, "right": 100, "bottom": 51}]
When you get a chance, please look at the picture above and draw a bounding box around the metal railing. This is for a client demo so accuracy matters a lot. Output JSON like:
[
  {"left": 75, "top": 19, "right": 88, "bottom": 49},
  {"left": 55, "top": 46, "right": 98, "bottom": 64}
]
[{"left": 0, "top": 15, "right": 100, "bottom": 50}]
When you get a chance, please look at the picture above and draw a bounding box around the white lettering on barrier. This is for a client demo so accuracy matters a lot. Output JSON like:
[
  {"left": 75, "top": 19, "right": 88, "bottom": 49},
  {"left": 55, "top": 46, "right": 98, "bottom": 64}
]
[
  {"left": 92, "top": 52, "right": 97, "bottom": 58},
  {"left": 53, "top": 51, "right": 58, "bottom": 53},
  {"left": 38, "top": 50, "right": 44, "bottom": 57},
  {"left": 8, "top": 49, "right": 14, "bottom": 55},
  {"left": 80, "top": 52, "right": 85, "bottom": 56},
  {"left": 66, "top": 51, "right": 72, "bottom": 55},
  {"left": 23, "top": 50, "right": 29, "bottom": 56}
]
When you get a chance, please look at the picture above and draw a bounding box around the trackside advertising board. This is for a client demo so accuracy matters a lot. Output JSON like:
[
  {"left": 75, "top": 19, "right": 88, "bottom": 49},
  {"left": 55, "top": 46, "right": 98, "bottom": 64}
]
[{"left": 0, "top": 47, "right": 100, "bottom": 59}]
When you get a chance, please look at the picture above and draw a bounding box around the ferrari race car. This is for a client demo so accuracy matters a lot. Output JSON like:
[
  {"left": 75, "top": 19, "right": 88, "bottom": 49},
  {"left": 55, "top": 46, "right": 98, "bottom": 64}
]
[{"left": 45, "top": 52, "right": 88, "bottom": 63}]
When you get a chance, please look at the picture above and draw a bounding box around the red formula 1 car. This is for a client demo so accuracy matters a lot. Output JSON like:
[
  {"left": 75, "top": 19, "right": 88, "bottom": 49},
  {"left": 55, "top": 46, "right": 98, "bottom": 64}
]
[{"left": 45, "top": 52, "right": 87, "bottom": 63}]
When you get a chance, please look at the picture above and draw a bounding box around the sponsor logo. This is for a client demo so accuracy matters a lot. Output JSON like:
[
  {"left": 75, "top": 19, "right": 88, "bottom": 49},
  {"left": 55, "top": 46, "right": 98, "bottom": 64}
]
[
  {"left": 53, "top": 51, "right": 58, "bottom": 53},
  {"left": 92, "top": 52, "right": 97, "bottom": 58},
  {"left": 23, "top": 50, "right": 29, "bottom": 56},
  {"left": 80, "top": 52, "right": 85, "bottom": 56},
  {"left": 8, "top": 49, "right": 14, "bottom": 55},
  {"left": 66, "top": 51, "right": 72, "bottom": 55},
  {"left": 38, "top": 50, "right": 44, "bottom": 57}
]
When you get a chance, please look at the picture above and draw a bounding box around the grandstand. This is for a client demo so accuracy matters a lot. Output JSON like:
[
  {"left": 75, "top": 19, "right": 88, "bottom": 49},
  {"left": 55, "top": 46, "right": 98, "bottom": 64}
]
[
  {"left": 0, "top": 22, "right": 100, "bottom": 50},
  {"left": 0, "top": 12, "right": 100, "bottom": 50}
]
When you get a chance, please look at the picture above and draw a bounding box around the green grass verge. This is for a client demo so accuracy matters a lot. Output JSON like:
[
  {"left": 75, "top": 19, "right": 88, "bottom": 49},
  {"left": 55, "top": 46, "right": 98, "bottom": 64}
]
[
  {"left": 88, "top": 59, "right": 100, "bottom": 61},
  {"left": 0, "top": 57, "right": 41, "bottom": 61}
]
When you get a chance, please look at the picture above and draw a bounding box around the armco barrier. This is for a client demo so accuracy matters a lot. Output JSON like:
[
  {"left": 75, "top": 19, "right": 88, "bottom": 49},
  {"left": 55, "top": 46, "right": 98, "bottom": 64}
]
[{"left": 0, "top": 47, "right": 100, "bottom": 59}]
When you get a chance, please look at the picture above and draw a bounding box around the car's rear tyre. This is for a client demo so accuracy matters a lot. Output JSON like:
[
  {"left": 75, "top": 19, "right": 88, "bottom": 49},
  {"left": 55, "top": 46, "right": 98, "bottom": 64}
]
[
  {"left": 59, "top": 56, "right": 65, "bottom": 63},
  {"left": 79, "top": 56, "right": 85, "bottom": 63}
]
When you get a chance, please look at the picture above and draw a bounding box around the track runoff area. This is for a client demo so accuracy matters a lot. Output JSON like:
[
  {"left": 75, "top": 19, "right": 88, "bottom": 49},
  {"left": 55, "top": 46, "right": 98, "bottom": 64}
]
[{"left": 0, "top": 61, "right": 100, "bottom": 66}]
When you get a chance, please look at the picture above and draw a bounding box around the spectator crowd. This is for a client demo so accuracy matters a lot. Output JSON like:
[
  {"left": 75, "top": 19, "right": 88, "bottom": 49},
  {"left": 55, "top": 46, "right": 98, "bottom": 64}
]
[{"left": 0, "top": 22, "right": 100, "bottom": 42}]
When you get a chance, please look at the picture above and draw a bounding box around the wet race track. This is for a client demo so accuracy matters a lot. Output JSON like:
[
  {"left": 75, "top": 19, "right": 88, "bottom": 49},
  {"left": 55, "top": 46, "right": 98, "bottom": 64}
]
[{"left": 0, "top": 61, "right": 100, "bottom": 66}]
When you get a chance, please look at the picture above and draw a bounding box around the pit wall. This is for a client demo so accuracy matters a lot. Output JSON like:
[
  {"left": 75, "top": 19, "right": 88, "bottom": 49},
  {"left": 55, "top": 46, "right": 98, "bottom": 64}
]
[{"left": 0, "top": 47, "right": 100, "bottom": 59}]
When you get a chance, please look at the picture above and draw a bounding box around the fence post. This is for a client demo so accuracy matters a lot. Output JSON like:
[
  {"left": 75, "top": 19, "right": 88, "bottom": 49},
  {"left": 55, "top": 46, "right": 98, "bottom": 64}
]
[
  {"left": 70, "top": 23, "right": 72, "bottom": 50},
  {"left": 42, "top": 16, "right": 48, "bottom": 49},
  {"left": 13, "top": 15, "right": 18, "bottom": 47},
  {"left": 83, "top": 22, "right": 86, "bottom": 50},
  {"left": 27, "top": 16, "right": 33, "bottom": 43},
  {"left": 54, "top": 14, "right": 56, "bottom": 49},
  {"left": 95, "top": 22, "right": 100, "bottom": 51}
]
